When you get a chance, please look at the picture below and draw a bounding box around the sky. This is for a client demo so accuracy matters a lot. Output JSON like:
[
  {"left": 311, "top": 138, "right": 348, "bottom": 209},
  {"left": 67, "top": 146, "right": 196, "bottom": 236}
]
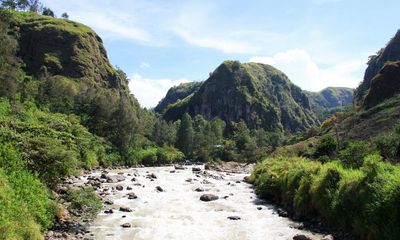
[{"left": 41, "top": 0, "right": 400, "bottom": 108}]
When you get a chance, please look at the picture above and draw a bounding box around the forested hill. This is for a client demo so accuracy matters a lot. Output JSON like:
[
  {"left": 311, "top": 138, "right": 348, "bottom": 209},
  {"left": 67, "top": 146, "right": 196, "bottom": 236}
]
[{"left": 162, "top": 61, "right": 318, "bottom": 133}]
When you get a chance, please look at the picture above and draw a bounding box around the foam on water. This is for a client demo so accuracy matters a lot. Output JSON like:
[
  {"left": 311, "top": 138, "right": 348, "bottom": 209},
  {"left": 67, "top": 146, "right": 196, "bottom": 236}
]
[{"left": 84, "top": 166, "right": 322, "bottom": 240}]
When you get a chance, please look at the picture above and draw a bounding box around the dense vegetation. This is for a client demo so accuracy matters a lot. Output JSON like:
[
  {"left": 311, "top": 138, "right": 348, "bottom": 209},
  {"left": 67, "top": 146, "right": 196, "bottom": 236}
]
[{"left": 162, "top": 60, "right": 319, "bottom": 132}]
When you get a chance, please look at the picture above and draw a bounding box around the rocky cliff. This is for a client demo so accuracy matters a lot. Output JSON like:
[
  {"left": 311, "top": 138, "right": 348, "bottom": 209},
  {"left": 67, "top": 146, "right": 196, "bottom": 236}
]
[{"left": 354, "top": 29, "right": 400, "bottom": 103}]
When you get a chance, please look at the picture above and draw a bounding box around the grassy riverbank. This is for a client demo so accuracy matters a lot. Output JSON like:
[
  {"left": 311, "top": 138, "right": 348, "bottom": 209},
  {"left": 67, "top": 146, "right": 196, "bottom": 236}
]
[{"left": 249, "top": 155, "right": 400, "bottom": 239}]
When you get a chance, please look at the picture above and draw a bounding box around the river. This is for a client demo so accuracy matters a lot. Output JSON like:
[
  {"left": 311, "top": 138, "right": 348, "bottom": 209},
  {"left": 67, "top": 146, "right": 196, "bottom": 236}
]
[{"left": 82, "top": 166, "right": 324, "bottom": 240}]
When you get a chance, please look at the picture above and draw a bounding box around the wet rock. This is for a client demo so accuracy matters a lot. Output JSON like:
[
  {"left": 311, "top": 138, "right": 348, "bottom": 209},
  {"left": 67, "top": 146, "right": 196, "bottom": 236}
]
[
  {"left": 131, "top": 177, "right": 136, "bottom": 182},
  {"left": 223, "top": 196, "right": 229, "bottom": 199},
  {"left": 192, "top": 167, "right": 201, "bottom": 172},
  {"left": 227, "top": 216, "right": 241, "bottom": 220},
  {"left": 121, "top": 223, "right": 131, "bottom": 228},
  {"left": 107, "top": 175, "right": 126, "bottom": 183},
  {"left": 104, "top": 199, "right": 113, "bottom": 205},
  {"left": 236, "top": 180, "right": 241, "bottom": 183},
  {"left": 174, "top": 165, "right": 185, "bottom": 170},
  {"left": 194, "top": 187, "right": 204, "bottom": 192},
  {"left": 147, "top": 173, "right": 157, "bottom": 179},
  {"left": 116, "top": 185, "right": 123, "bottom": 191},
  {"left": 257, "top": 207, "right": 262, "bottom": 210},
  {"left": 127, "top": 192, "right": 137, "bottom": 199},
  {"left": 185, "top": 178, "right": 193, "bottom": 183},
  {"left": 201, "top": 179, "right": 212, "bottom": 184},
  {"left": 243, "top": 176, "right": 250, "bottom": 183},
  {"left": 126, "top": 186, "right": 132, "bottom": 190},
  {"left": 200, "top": 194, "right": 219, "bottom": 202},
  {"left": 321, "top": 235, "right": 334, "bottom": 240},
  {"left": 293, "top": 234, "right": 313, "bottom": 240},
  {"left": 156, "top": 186, "right": 164, "bottom": 192},
  {"left": 104, "top": 209, "right": 113, "bottom": 214},
  {"left": 277, "top": 208, "right": 289, "bottom": 217},
  {"left": 170, "top": 170, "right": 176, "bottom": 173},
  {"left": 119, "top": 206, "right": 133, "bottom": 212},
  {"left": 289, "top": 222, "right": 304, "bottom": 230}
]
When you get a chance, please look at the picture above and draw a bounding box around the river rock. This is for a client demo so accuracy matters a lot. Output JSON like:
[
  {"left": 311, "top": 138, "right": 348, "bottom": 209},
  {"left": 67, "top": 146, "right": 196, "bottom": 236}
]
[
  {"left": 174, "top": 165, "right": 185, "bottom": 170},
  {"left": 131, "top": 177, "right": 136, "bottom": 182},
  {"left": 127, "top": 192, "right": 138, "bottom": 199},
  {"left": 127, "top": 186, "right": 132, "bottom": 190},
  {"left": 119, "top": 206, "right": 133, "bottom": 212},
  {"left": 227, "top": 216, "right": 241, "bottom": 220},
  {"left": 121, "top": 223, "right": 131, "bottom": 228},
  {"left": 194, "top": 187, "right": 204, "bottom": 192},
  {"left": 200, "top": 194, "right": 219, "bottom": 202},
  {"left": 156, "top": 186, "right": 164, "bottom": 192},
  {"left": 104, "top": 209, "right": 113, "bottom": 214},
  {"left": 104, "top": 199, "right": 113, "bottom": 205},
  {"left": 116, "top": 185, "right": 123, "bottom": 191},
  {"left": 277, "top": 208, "right": 289, "bottom": 217},
  {"left": 293, "top": 234, "right": 313, "bottom": 240},
  {"left": 147, "top": 173, "right": 157, "bottom": 179},
  {"left": 107, "top": 175, "right": 126, "bottom": 183},
  {"left": 192, "top": 167, "right": 201, "bottom": 172}
]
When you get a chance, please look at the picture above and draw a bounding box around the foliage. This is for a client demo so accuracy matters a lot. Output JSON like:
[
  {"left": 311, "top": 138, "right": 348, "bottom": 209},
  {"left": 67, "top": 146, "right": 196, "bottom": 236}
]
[
  {"left": 250, "top": 154, "right": 400, "bottom": 239},
  {"left": 339, "top": 141, "right": 377, "bottom": 168},
  {"left": 64, "top": 187, "right": 102, "bottom": 220},
  {"left": 313, "top": 135, "right": 337, "bottom": 158},
  {"left": 0, "top": 144, "right": 56, "bottom": 239}
]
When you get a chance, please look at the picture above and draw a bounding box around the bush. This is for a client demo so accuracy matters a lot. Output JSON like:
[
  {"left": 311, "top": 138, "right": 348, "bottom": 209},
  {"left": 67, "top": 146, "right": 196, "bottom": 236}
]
[
  {"left": 0, "top": 144, "right": 56, "bottom": 239},
  {"left": 374, "top": 132, "right": 400, "bottom": 162},
  {"left": 313, "top": 135, "right": 337, "bottom": 158},
  {"left": 339, "top": 141, "right": 377, "bottom": 168},
  {"left": 251, "top": 154, "right": 400, "bottom": 239},
  {"left": 64, "top": 187, "right": 102, "bottom": 221}
]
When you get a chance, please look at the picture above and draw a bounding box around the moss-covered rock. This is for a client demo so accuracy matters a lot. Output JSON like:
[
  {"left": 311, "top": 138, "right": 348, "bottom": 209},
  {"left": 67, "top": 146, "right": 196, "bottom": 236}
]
[{"left": 163, "top": 60, "right": 318, "bottom": 132}]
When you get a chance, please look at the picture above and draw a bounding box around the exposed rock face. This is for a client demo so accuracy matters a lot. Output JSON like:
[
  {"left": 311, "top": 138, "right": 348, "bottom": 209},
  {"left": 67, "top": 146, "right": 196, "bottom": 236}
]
[
  {"left": 354, "top": 29, "right": 400, "bottom": 103},
  {"left": 163, "top": 61, "right": 318, "bottom": 132},
  {"left": 155, "top": 82, "right": 203, "bottom": 114},
  {"left": 363, "top": 61, "right": 400, "bottom": 109}
]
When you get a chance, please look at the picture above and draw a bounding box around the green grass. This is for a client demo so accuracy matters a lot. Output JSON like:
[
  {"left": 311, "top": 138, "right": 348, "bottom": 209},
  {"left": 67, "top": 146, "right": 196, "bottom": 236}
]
[{"left": 250, "top": 154, "right": 400, "bottom": 239}]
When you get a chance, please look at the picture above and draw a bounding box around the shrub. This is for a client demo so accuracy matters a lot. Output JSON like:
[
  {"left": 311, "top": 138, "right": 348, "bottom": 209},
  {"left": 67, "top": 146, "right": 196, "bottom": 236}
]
[
  {"left": 374, "top": 132, "right": 400, "bottom": 162},
  {"left": 64, "top": 187, "right": 102, "bottom": 221},
  {"left": 339, "top": 141, "right": 377, "bottom": 168},
  {"left": 313, "top": 135, "right": 337, "bottom": 158}
]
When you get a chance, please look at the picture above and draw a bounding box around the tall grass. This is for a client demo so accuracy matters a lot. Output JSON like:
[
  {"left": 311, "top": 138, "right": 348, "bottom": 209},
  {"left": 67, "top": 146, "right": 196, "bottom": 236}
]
[{"left": 250, "top": 154, "right": 400, "bottom": 239}]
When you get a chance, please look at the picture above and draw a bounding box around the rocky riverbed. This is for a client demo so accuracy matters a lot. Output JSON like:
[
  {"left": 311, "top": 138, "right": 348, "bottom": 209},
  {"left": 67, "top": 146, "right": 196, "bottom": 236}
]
[{"left": 48, "top": 165, "right": 334, "bottom": 240}]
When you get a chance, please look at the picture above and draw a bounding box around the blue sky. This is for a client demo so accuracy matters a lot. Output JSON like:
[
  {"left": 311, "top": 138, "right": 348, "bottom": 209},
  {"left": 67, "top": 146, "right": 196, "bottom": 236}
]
[{"left": 41, "top": 0, "right": 400, "bottom": 108}]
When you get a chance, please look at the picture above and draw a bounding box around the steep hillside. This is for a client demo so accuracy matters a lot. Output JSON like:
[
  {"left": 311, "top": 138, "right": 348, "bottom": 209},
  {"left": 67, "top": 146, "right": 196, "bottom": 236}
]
[
  {"left": 163, "top": 61, "right": 318, "bottom": 132},
  {"left": 306, "top": 87, "right": 353, "bottom": 109},
  {"left": 155, "top": 81, "right": 202, "bottom": 114},
  {"left": 306, "top": 87, "right": 354, "bottom": 121},
  {"left": 354, "top": 29, "right": 400, "bottom": 103},
  {"left": 10, "top": 11, "right": 142, "bottom": 151}
]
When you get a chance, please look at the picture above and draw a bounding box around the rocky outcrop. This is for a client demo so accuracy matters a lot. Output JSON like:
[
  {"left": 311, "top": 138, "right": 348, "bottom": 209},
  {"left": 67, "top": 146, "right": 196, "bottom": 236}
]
[
  {"left": 363, "top": 61, "right": 400, "bottom": 109},
  {"left": 163, "top": 61, "right": 318, "bottom": 132},
  {"left": 306, "top": 87, "right": 353, "bottom": 109},
  {"left": 354, "top": 29, "right": 400, "bottom": 103}
]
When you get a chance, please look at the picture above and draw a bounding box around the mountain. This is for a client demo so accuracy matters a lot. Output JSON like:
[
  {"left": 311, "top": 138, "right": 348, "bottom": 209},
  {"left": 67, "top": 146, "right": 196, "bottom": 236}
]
[
  {"left": 354, "top": 29, "right": 400, "bottom": 103},
  {"left": 10, "top": 11, "right": 142, "bottom": 151},
  {"left": 162, "top": 61, "right": 318, "bottom": 132},
  {"left": 305, "top": 87, "right": 354, "bottom": 121},
  {"left": 155, "top": 81, "right": 203, "bottom": 114},
  {"left": 306, "top": 87, "right": 353, "bottom": 109}
]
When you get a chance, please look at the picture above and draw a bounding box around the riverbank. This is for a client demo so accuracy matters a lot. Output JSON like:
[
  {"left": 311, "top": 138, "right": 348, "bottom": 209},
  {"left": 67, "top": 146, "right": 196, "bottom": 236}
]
[
  {"left": 250, "top": 155, "right": 400, "bottom": 240},
  {"left": 46, "top": 165, "right": 333, "bottom": 240}
]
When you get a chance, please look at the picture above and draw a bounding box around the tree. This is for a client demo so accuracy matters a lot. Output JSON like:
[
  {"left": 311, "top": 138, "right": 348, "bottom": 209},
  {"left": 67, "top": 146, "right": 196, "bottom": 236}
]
[
  {"left": 176, "top": 113, "right": 194, "bottom": 158},
  {"left": 61, "top": 12, "right": 69, "bottom": 19},
  {"left": 0, "top": 12, "right": 21, "bottom": 99},
  {"left": 42, "top": 7, "right": 54, "bottom": 17}
]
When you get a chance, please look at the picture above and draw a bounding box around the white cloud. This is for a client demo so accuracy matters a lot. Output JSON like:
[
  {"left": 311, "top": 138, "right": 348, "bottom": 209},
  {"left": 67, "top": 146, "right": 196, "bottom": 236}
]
[
  {"left": 173, "top": 27, "right": 260, "bottom": 54},
  {"left": 128, "top": 74, "right": 190, "bottom": 108},
  {"left": 250, "top": 49, "right": 365, "bottom": 91}
]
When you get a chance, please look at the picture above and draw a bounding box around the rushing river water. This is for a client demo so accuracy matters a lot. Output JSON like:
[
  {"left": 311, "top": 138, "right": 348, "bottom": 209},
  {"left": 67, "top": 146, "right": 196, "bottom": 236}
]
[{"left": 82, "top": 166, "right": 323, "bottom": 240}]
